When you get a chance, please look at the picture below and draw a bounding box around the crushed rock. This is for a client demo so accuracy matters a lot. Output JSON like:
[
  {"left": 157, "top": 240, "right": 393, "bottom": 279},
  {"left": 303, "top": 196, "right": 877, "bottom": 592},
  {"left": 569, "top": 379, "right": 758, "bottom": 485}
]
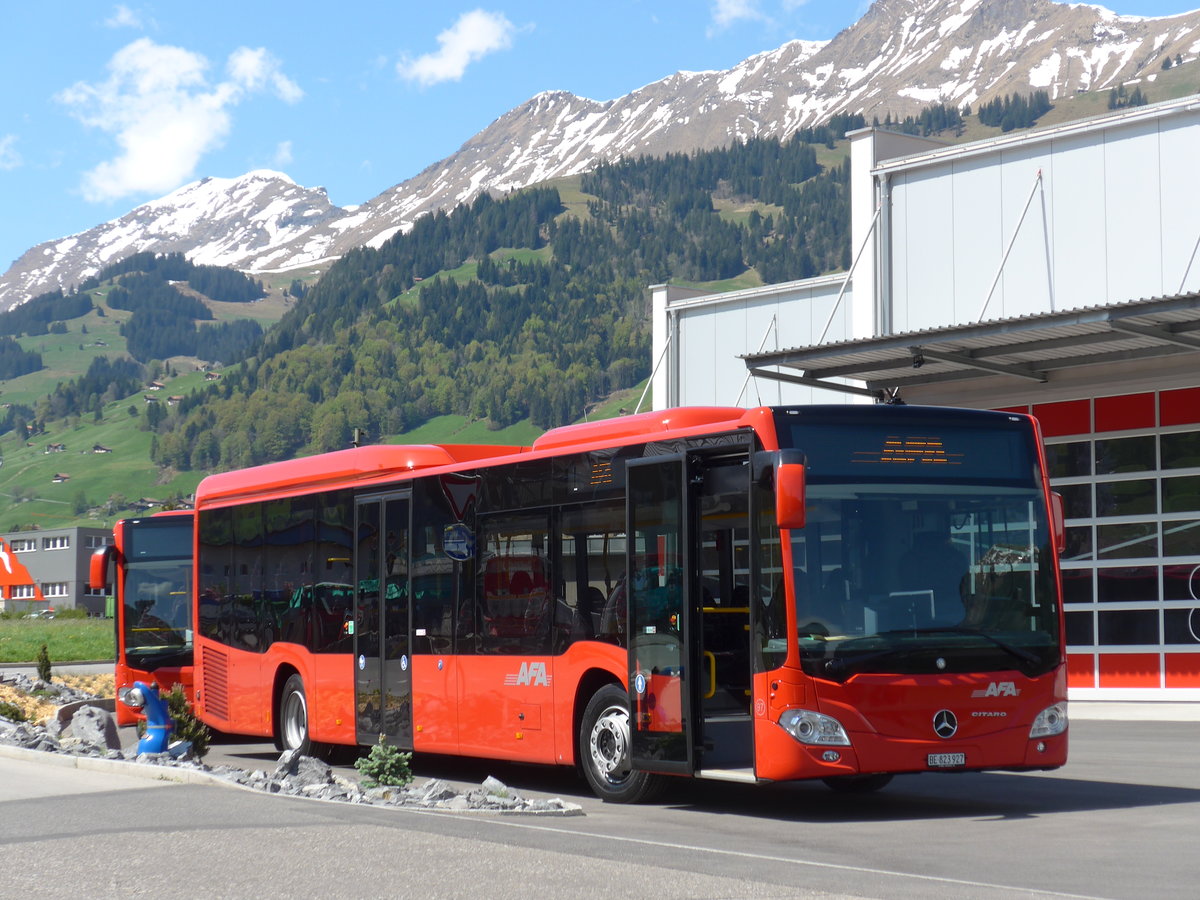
[{"left": 0, "top": 675, "right": 582, "bottom": 816}]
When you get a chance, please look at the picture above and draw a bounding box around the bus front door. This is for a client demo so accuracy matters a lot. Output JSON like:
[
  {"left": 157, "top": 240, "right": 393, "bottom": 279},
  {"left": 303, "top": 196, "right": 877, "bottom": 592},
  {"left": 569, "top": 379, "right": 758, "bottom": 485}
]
[
  {"left": 354, "top": 494, "right": 412, "bottom": 749},
  {"left": 626, "top": 456, "right": 695, "bottom": 776}
]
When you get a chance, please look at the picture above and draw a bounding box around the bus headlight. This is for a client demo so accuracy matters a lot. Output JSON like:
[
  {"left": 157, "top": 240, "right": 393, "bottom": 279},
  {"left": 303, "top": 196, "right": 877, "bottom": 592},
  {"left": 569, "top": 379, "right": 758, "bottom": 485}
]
[
  {"left": 779, "top": 709, "right": 851, "bottom": 746},
  {"left": 1029, "top": 703, "right": 1068, "bottom": 738},
  {"left": 118, "top": 686, "right": 146, "bottom": 710}
]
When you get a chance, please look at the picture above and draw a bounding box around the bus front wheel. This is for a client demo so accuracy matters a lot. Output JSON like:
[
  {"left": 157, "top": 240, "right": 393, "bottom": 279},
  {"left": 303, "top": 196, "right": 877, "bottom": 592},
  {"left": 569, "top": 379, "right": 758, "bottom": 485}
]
[
  {"left": 278, "top": 674, "right": 313, "bottom": 756},
  {"left": 579, "top": 685, "right": 664, "bottom": 803}
]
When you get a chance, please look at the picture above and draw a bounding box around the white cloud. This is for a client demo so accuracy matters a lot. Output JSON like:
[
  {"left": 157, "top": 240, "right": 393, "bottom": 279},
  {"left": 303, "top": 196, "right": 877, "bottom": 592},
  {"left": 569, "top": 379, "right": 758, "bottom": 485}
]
[
  {"left": 56, "top": 38, "right": 303, "bottom": 203},
  {"left": 0, "top": 135, "right": 21, "bottom": 170},
  {"left": 105, "top": 4, "right": 145, "bottom": 29},
  {"left": 228, "top": 47, "right": 303, "bottom": 103},
  {"left": 398, "top": 9, "right": 516, "bottom": 87},
  {"left": 710, "top": 0, "right": 765, "bottom": 31},
  {"left": 273, "top": 140, "right": 293, "bottom": 168}
]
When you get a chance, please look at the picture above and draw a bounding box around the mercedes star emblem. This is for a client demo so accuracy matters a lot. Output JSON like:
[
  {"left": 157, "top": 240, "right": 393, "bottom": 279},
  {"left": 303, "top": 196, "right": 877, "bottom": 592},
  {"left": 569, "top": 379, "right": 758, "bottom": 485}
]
[{"left": 933, "top": 709, "right": 958, "bottom": 739}]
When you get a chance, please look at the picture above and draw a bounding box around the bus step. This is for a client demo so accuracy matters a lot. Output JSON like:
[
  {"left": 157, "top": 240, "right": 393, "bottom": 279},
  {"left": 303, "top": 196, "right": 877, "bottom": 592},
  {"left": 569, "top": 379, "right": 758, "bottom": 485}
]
[{"left": 694, "top": 767, "right": 757, "bottom": 784}]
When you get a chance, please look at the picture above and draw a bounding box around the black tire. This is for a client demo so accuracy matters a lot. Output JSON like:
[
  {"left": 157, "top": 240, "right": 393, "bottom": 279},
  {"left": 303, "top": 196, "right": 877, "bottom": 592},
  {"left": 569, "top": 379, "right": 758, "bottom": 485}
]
[
  {"left": 822, "top": 773, "right": 894, "bottom": 793},
  {"left": 579, "top": 684, "right": 665, "bottom": 803},
  {"left": 278, "top": 674, "right": 313, "bottom": 755}
]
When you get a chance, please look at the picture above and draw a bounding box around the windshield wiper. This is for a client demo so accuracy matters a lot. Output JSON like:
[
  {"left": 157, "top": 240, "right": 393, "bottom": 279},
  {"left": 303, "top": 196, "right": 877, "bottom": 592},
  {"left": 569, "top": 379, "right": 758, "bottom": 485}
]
[{"left": 878, "top": 626, "right": 1041, "bottom": 668}]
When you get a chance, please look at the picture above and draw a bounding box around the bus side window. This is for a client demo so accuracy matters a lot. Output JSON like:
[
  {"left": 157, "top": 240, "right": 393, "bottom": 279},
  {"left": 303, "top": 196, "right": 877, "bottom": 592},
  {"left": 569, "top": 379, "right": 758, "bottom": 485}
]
[{"left": 477, "top": 512, "right": 552, "bottom": 655}]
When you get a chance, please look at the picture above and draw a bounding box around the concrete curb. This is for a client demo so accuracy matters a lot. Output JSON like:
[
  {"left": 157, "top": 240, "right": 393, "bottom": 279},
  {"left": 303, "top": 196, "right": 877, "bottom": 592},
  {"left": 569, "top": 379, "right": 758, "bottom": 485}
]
[
  {"left": 0, "top": 742, "right": 585, "bottom": 816},
  {"left": 0, "top": 742, "right": 234, "bottom": 786}
]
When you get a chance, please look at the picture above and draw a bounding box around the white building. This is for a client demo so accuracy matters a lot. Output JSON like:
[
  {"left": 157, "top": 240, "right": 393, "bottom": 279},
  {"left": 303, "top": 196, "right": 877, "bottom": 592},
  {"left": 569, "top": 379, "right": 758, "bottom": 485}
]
[{"left": 651, "top": 95, "right": 1200, "bottom": 701}]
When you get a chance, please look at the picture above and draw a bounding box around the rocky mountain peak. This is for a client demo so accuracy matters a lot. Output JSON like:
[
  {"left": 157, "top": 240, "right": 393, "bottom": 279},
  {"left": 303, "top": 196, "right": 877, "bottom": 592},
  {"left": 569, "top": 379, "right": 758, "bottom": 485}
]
[{"left": 3, "top": 0, "right": 1198, "bottom": 310}]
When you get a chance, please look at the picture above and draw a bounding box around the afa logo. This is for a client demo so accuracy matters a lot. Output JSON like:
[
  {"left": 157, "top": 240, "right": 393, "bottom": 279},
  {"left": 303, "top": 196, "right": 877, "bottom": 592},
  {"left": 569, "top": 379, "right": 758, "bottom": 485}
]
[
  {"left": 971, "top": 681, "right": 1020, "bottom": 698},
  {"left": 504, "top": 661, "right": 551, "bottom": 687}
]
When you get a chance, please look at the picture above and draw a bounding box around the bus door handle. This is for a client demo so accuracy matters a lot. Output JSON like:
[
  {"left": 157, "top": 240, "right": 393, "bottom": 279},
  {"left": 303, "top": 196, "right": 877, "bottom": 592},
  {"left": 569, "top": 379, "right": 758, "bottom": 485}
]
[{"left": 703, "top": 650, "right": 716, "bottom": 699}]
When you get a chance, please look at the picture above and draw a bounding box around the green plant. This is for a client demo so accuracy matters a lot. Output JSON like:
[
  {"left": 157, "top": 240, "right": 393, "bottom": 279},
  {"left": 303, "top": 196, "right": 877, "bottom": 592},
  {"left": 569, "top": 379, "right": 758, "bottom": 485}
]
[
  {"left": 35, "top": 643, "right": 51, "bottom": 682},
  {"left": 353, "top": 734, "right": 413, "bottom": 788},
  {"left": 165, "top": 683, "right": 210, "bottom": 759},
  {"left": 0, "top": 700, "right": 27, "bottom": 722}
]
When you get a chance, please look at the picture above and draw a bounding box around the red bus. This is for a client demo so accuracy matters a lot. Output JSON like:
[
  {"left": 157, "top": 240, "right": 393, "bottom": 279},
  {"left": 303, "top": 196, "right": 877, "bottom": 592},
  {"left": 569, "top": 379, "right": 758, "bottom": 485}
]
[
  {"left": 90, "top": 511, "right": 194, "bottom": 726},
  {"left": 191, "top": 405, "right": 1067, "bottom": 801}
]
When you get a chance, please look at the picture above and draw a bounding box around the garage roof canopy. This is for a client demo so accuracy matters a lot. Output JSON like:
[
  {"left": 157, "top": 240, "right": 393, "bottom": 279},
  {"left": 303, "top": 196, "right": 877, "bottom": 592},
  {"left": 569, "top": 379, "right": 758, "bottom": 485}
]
[{"left": 742, "top": 293, "right": 1200, "bottom": 401}]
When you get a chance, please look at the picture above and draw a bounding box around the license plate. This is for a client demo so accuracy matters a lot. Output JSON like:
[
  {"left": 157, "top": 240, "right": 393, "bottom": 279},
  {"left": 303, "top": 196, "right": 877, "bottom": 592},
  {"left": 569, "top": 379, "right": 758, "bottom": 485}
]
[{"left": 927, "top": 753, "right": 966, "bottom": 768}]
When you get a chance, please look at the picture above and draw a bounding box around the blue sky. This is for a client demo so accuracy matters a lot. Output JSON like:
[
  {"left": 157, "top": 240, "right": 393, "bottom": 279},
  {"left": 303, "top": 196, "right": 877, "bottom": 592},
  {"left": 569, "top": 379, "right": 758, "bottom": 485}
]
[{"left": 1, "top": 1, "right": 1196, "bottom": 276}]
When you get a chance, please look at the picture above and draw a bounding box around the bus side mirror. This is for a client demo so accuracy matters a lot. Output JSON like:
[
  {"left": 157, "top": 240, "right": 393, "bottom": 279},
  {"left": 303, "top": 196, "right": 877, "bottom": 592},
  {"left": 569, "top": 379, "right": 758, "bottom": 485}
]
[
  {"left": 89, "top": 546, "right": 118, "bottom": 592},
  {"left": 1050, "top": 492, "right": 1065, "bottom": 556},
  {"left": 776, "top": 462, "right": 806, "bottom": 530}
]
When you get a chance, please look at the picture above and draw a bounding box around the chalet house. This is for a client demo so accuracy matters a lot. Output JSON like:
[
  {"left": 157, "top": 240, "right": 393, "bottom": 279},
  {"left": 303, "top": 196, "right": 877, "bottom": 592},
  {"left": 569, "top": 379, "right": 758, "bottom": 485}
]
[
  {"left": 147, "top": 381, "right": 164, "bottom": 391},
  {"left": 204, "top": 372, "right": 221, "bottom": 381},
  {"left": 92, "top": 444, "right": 113, "bottom": 454},
  {"left": 45, "top": 443, "right": 66, "bottom": 453},
  {"left": 51, "top": 473, "right": 70, "bottom": 483},
  {"left": 143, "top": 395, "right": 159, "bottom": 403},
  {"left": 166, "top": 395, "right": 185, "bottom": 406}
]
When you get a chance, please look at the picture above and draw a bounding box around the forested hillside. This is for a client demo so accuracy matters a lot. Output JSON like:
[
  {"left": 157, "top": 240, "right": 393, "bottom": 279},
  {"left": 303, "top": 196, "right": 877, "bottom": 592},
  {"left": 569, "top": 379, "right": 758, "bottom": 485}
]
[{"left": 149, "top": 128, "right": 863, "bottom": 472}]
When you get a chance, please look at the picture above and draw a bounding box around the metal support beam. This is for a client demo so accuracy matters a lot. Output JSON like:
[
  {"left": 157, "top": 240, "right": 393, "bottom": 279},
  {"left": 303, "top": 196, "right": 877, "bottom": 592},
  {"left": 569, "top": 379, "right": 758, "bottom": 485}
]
[
  {"left": 748, "top": 367, "right": 885, "bottom": 400},
  {"left": 1108, "top": 320, "right": 1200, "bottom": 351},
  {"left": 817, "top": 205, "right": 881, "bottom": 345},
  {"left": 977, "top": 169, "right": 1044, "bottom": 322},
  {"left": 910, "top": 345, "right": 1048, "bottom": 382}
]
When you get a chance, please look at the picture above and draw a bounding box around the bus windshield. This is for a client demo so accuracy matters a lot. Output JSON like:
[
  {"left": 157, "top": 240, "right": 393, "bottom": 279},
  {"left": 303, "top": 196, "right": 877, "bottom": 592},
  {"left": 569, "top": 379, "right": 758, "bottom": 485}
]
[
  {"left": 124, "top": 560, "right": 192, "bottom": 659},
  {"left": 121, "top": 516, "right": 193, "bottom": 666},
  {"left": 790, "top": 482, "right": 1060, "bottom": 681}
]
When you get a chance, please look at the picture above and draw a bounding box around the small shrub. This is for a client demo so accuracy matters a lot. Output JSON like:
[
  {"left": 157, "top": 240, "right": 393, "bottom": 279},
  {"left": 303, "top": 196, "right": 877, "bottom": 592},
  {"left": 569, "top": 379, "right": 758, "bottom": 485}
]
[
  {"left": 36, "top": 643, "right": 51, "bottom": 682},
  {"left": 354, "top": 734, "right": 413, "bottom": 788},
  {"left": 0, "top": 700, "right": 27, "bottom": 722},
  {"left": 165, "top": 684, "right": 210, "bottom": 759}
]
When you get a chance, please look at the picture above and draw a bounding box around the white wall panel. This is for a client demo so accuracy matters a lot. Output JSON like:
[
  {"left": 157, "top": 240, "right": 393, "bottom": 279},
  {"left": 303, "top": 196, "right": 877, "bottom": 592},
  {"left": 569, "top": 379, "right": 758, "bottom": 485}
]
[
  {"left": 894, "top": 166, "right": 957, "bottom": 331},
  {"left": 1102, "top": 120, "right": 1165, "bottom": 303},
  {"left": 666, "top": 279, "right": 859, "bottom": 410},
  {"left": 1045, "top": 132, "right": 1108, "bottom": 312},
  {"left": 677, "top": 304, "right": 719, "bottom": 406},
  {"left": 885, "top": 104, "right": 1200, "bottom": 324},
  {"left": 743, "top": 297, "right": 786, "bottom": 407},
  {"left": 1158, "top": 112, "right": 1200, "bottom": 295},
  {"left": 949, "top": 155, "right": 1005, "bottom": 323}
]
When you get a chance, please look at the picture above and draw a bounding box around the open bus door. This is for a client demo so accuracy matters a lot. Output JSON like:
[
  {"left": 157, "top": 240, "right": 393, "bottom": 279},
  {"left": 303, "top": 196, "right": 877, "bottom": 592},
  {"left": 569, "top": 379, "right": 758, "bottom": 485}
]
[
  {"left": 353, "top": 493, "right": 413, "bottom": 748},
  {"left": 626, "top": 456, "right": 696, "bottom": 776}
]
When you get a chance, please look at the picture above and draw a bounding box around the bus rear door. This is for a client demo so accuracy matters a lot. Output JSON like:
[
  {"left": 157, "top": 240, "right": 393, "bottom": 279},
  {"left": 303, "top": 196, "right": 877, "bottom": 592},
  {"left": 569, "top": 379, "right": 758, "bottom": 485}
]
[{"left": 354, "top": 494, "right": 412, "bottom": 749}]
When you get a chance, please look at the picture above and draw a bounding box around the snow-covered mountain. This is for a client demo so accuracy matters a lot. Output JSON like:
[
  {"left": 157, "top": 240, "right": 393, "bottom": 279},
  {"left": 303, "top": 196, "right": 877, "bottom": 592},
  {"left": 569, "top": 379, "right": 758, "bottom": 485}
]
[{"left": 4, "top": 0, "right": 1199, "bottom": 310}]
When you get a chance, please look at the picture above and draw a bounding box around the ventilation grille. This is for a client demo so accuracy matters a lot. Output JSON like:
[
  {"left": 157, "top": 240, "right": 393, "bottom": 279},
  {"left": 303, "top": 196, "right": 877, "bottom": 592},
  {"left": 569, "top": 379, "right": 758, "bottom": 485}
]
[{"left": 201, "top": 645, "right": 229, "bottom": 721}]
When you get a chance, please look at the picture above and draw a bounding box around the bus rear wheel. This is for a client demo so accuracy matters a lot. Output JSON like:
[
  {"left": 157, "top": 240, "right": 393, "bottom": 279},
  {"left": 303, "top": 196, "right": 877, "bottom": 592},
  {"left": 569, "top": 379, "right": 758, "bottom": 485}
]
[
  {"left": 579, "top": 685, "right": 664, "bottom": 803},
  {"left": 822, "top": 773, "right": 894, "bottom": 793},
  {"left": 278, "top": 674, "right": 313, "bottom": 756}
]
